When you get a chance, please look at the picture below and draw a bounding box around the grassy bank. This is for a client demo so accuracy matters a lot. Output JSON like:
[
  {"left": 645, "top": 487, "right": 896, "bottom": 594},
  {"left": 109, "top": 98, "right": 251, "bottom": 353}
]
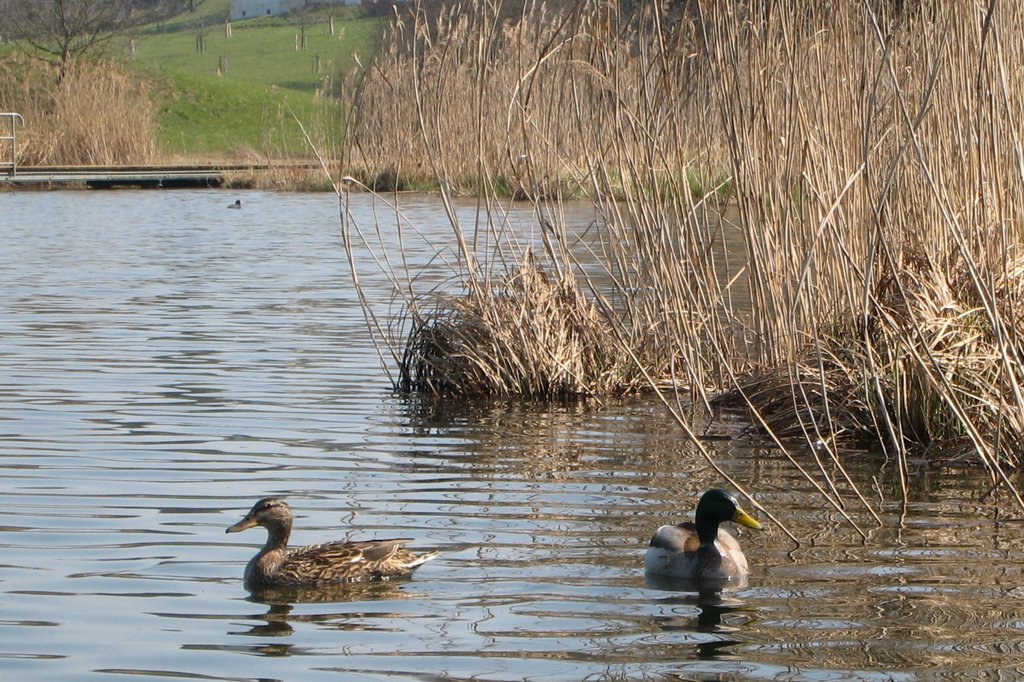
[
  {"left": 131, "top": 4, "right": 381, "bottom": 158},
  {"left": 0, "top": 1, "right": 382, "bottom": 163},
  {"left": 342, "top": 1, "right": 1024, "bottom": 510},
  {"left": 147, "top": 69, "right": 339, "bottom": 160}
]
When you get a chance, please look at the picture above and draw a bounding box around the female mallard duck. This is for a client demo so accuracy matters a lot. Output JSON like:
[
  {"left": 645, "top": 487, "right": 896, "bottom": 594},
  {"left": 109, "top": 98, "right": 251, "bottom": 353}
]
[
  {"left": 644, "top": 488, "right": 762, "bottom": 581},
  {"left": 226, "top": 497, "right": 438, "bottom": 589}
]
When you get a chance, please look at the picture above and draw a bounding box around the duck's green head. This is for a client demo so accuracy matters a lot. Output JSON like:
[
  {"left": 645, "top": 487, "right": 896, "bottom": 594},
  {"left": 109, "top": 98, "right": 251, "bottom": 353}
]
[{"left": 696, "top": 488, "right": 762, "bottom": 530}]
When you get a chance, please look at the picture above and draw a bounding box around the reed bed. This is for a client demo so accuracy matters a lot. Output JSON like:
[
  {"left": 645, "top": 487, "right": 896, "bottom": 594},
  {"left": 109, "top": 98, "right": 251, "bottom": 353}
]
[
  {"left": 697, "top": 1, "right": 1024, "bottom": 498},
  {"left": 398, "top": 252, "right": 647, "bottom": 396},
  {"left": 342, "top": 0, "right": 1024, "bottom": 508},
  {"left": 0, "top": 56, "right": 156, "bottom": 165},
  {"left": 346, "top": 1, "right": 685, "bottom": 198}
]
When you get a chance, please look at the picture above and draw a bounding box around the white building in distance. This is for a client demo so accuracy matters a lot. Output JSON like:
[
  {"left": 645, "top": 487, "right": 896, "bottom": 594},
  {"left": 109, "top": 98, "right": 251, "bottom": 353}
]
[
  {"left": 229, "top": 1, "right": 362, "bottom": 22},
  {"left": 230, "top": 0, "right": 305, "bottom": 21}
]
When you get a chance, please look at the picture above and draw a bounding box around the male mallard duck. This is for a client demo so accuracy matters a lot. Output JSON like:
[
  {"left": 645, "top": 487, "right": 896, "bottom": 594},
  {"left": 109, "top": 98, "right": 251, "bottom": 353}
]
[
  {"left": 228, "top": 199, "right": 242, "bottom": 209},
  {"left": 226, "top": 497, "right": 438, "bottom": 589},
  {"left": 644, "top": 488, "right": 762, "bottom": 581}
]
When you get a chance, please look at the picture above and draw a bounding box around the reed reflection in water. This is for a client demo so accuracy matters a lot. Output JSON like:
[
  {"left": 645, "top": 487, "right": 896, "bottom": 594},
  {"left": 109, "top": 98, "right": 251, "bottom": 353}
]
[{"left": 0, "top": 190, "right": 1023, "bottom": 680}]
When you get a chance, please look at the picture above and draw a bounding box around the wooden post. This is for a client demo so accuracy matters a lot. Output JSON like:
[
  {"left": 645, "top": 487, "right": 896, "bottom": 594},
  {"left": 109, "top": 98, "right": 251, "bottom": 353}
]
[{"left": 225, "top": 20, "right": 232, "bottom": 38}]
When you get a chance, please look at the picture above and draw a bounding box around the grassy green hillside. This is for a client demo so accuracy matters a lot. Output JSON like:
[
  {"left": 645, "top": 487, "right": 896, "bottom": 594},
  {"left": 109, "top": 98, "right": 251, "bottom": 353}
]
[{"left": 129, "top": 1, "right": 382, "bottom": 158}]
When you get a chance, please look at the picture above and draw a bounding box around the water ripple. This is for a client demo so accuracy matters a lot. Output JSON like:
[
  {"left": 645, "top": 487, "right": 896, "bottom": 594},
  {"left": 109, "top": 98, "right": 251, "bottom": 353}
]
[{"left": 0, "top": 190, "right": 1022, "bottom": 680}]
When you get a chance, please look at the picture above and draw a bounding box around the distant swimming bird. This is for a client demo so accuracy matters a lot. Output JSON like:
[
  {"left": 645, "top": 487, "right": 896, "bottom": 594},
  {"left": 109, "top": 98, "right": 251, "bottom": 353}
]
[
  {"left": 228, "top": 199, "right": 242, "bottom": 209},
  {"left": 645, "top": 488, "right": 762, "bottom": 581},
  {"left": 226, "top": 497, "right": 438, "bottom": 589}
]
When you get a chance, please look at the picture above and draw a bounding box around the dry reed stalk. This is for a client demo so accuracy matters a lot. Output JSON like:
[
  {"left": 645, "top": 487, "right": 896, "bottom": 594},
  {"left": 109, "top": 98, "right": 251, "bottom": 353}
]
[
  {"left": 697, "top": 1, "right": 1024, "bottom": 500},
  {"left": 0, "top": 56, "right": 156, "bottom": 165},
  {"left": 342, "top": 0, "right": 1024, "bottom": 513}
]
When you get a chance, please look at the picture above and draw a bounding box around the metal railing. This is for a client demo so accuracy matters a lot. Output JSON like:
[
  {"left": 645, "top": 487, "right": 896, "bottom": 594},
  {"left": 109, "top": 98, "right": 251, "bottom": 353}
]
[{"left": 1, "top": 113, "right": 25, "bottom": 177}]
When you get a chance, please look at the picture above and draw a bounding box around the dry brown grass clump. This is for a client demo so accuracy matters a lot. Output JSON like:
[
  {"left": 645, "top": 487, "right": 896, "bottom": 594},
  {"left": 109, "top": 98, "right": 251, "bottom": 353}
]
[
  {"left": 725, "top": 248, "right": 1024, "bottom": 458},
  {"left": 399, "top": 253, "right": 644, "bottom": 397},
  {"left": 248, "top": 164, "right": 337, "bottom": 192},
  {"left": 0, "top": 56, "right": 156, "bottom": 165}
]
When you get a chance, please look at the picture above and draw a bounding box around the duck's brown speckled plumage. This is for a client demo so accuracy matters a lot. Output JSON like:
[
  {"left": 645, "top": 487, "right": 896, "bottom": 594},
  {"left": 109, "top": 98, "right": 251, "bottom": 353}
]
[
  {"left": 644, "top": 489, "right": 762, "bottom": 581},
  {"left": 226, "top": 498, "right": 438, "bottom": 589}
]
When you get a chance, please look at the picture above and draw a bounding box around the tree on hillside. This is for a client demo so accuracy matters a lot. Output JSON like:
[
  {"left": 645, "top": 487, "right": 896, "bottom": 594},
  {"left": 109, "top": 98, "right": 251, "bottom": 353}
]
[{"left": 1, "top": 0, "right": 179, "bottom": 80}]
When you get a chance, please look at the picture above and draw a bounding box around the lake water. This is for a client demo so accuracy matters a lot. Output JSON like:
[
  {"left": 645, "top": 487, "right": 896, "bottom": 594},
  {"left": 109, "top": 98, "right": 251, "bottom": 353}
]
[{"left": 1, "top": 189, "right": 1023, "bottom": 681}]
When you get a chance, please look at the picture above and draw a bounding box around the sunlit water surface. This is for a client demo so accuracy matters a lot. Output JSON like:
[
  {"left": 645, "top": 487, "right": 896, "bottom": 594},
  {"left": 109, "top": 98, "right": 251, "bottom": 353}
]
[{"left": 1, "top": 190, "right": 1023, "bottom": 681}]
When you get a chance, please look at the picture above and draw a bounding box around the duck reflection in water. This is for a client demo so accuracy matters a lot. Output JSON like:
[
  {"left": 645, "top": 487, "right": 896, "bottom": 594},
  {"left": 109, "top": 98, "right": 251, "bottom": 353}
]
[
  {"left": 233, "top": 602, "right": 296, "bottom": 639},
  {"left": 645, "top": 576, "right": 754, "bottom": 659},
  {"left": 247, "top": 579, "right": 407, "bottom": 606},
  {"left": 228, "top": 581, "right": 411, "bottom": 656}
]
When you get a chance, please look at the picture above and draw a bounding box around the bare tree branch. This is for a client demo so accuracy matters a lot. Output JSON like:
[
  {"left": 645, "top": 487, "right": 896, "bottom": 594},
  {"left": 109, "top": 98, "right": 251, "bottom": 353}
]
[{"left": 2, "top": 0, "right": 181, "bottom": 79}]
